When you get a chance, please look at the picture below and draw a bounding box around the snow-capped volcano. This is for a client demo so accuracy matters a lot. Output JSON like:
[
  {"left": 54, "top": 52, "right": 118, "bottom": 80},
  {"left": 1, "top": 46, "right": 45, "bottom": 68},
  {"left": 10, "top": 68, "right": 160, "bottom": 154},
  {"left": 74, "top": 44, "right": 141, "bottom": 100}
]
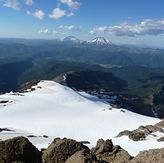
[
  {"left": 62, "top": 36, "right": 113, "bottom": 45},
  {"left": 0, "top": 80, "right": 163, "bottom": 155},
  {"left": 90, "top": 37, "right": 113, "bottom": 45}
]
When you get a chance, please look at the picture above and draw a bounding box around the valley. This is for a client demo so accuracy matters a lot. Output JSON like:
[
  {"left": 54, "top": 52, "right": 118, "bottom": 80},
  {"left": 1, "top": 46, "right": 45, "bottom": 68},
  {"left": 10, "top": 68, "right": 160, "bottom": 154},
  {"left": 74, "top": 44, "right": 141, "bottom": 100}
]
[{"left": 0, "top": 38, "right": 164, "bottom": 118}]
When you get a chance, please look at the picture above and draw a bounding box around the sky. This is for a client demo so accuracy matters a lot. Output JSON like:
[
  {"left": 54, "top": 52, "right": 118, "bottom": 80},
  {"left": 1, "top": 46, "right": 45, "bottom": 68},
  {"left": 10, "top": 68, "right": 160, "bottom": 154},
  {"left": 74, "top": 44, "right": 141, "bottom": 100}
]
[{"left": 0, "top": 0, "right": 164, "bottom": 48}]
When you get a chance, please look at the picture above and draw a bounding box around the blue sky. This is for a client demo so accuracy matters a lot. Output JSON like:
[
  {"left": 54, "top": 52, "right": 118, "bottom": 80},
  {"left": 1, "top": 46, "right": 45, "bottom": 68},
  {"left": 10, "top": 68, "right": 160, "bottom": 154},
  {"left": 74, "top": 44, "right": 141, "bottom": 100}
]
[{"left": 0, "top": 0, "right": 164, "bottom": 47}]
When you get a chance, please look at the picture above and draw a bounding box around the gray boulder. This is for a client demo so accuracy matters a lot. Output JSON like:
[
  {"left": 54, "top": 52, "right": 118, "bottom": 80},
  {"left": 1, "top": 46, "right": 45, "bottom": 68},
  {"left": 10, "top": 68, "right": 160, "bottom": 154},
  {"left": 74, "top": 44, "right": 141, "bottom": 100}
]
[
  {"left": 65, "top": 149, "right": 97, "bottom": 163},
  {"left": 42, "top": 138, "right": 89, "bottom": 163},
  {"left": 129, "top": 131, "right": 146, "bottom": 141},
  {"left": 0, "top": 136, "right": 42, "bottom": 163},
  {"left": 91, "top": 139, "right": 132, "bottom": 163}
]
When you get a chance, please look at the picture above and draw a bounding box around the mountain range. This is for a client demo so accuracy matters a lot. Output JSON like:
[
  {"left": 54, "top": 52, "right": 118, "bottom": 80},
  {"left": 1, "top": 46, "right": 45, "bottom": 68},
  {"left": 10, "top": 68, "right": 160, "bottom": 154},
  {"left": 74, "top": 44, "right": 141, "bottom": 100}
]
[
  {"left": 0, "top": 37, "right": 164, "bottom": 69},
  {"left": 0, "top": 37, "right": 164, "bottom": 118}
]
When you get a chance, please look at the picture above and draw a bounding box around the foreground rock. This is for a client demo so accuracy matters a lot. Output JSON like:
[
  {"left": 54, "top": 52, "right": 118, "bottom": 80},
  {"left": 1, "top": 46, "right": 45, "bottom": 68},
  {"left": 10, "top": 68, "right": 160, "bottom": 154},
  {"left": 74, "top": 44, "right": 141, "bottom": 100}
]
[
  {"left": 91, "top": 139, "right": 132, "bottom": 163},
  {"left": 42, "top": 138, "right": 90, "bottom": 163},
  {"left": 65, "top": 150, "right": 96, "bottom": 163},
  {"left": 130, "top": 148, "right": 164, "bottom": 163},
  {"left": 0, "top": 136, "right": 42, "bottom": 163},
  {"left": 1, "top": 136, "right": 164, "bottom": 163},
  {"left": 42, "top": 138, "right": 133, "bottom": 163}
]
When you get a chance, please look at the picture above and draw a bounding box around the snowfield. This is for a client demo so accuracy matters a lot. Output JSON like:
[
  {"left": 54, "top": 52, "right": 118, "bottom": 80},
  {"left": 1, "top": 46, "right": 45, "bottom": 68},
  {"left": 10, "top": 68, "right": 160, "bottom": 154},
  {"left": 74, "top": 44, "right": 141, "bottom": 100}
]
[{"left": 0, "top": 80, "right": 163, "bottom": 156}]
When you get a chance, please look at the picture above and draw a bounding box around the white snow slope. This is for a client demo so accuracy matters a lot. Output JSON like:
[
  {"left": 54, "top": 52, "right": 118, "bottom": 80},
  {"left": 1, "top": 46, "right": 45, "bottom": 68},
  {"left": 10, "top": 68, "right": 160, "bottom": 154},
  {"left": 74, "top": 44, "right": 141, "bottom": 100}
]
[{"left": 0, "top": 80, "right": 163, "bottom": 156}]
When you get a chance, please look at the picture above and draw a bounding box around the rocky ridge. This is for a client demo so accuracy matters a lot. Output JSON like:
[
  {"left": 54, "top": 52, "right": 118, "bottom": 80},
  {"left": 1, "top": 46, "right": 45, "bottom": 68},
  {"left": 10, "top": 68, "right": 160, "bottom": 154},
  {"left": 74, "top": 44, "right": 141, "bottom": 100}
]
[
  {"left": 116, "top": 120, "right": 164, "bottom": 141},
  {"left": 0, "top": 136, "right": 164, "bottom": 163}
]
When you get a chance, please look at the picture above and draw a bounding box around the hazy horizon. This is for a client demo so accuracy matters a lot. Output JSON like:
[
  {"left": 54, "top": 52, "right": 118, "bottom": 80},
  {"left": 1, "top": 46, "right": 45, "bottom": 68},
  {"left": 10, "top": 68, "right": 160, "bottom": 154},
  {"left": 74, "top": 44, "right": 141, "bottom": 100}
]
[{"left": 0, "top": 0, "right": 164, "bottom": 48}]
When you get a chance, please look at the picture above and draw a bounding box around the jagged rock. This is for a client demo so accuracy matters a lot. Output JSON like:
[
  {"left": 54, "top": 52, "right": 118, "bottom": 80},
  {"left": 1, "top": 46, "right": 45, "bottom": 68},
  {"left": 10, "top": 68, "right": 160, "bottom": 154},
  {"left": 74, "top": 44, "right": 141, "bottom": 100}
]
[
  {"left": 116, "top": 123, "right": 164, "bottom": 141},
  {"left": 43, "top": 135, "right": 49, "bottom": 138},
  {"left": 91, "top": 139, "right": 113, "bottom": 155},
  {"left": 138, "top": 125, "right": 153, "bottom": 135},
  {"left": 91, "top": 139, "right": 132, "bottom": 163},
  {"left": 42, "top": 138, "right": 89, "bottom": 163},
  {"left": 0, "top": 136, "right": 42, "bottom": 163},
  {"left": 79, "top": 141, "right": 90, "bottom": 145},
  {"left": 157, "top": 137, "right": 164, "bottom": 142},
  {"left": 116, "top": 130, "right": 131, "bottom": 137},
  {"left": 18, "top": 80, "right": 40, "bottom": 93},
  {"left": 142, "top": 125, "right": 164, "bottom": 134},
  {"left": 65, "top": 149, "right": 97, "bottom": 163},
  {"left": 0, "top": 128, "right": 13, "bottom": 132},
  {"left": 129, "top": 131, "right": 146, "bottom": 141},
  {"left": 130, "top": 148, "right": 164, "bottom": 163}
]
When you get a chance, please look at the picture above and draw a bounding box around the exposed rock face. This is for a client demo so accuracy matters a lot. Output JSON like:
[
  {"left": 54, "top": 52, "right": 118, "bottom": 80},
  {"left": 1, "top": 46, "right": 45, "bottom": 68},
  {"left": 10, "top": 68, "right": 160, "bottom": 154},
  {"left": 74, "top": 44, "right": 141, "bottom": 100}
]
[
  {"left": 157, "top": 137, "right": 164, "bottom": 142},
  {"left": 91, "top": 139, "right": 113, "bottom": 155},
  {"left": 65, "top": 150, "right": 96, "bottom": 163},
  {"left": 116, "top": 130, "right": 131, "bottom": 137},
  {"left": 129, "top": 131, "right": 146, "bottom": 141},
  {"left": 0, "top": 136, "right": 42, "bottom": 163},
  {"left": 91, "top": 139, "right": 132, "bottom": 163},
  {"left": 1, "top": 136, "right": 164, "bottom": 163},
  {"left": 42, "top": 138, "right": 133, "bottom": 163},
  {"left": 116, "top": 123, "right": 164, "bottom": 141},
  {"left": 130, "top": 148, "right": 164, "bottom": 163},
  {"left": 42, "top": 138, "right": 89, "bottom": 163},
  {"left": 138, "top": 125, "right": 164, "bottom": 134},
  {"left": 18, "top": 80, "right": 40, "bottom": 93}
]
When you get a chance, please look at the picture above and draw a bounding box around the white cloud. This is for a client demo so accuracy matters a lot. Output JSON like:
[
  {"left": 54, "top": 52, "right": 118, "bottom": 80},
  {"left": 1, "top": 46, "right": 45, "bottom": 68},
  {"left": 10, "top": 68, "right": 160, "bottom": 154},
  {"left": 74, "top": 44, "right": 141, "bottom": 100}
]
[
  {"left": 58, "top": 25, "right": 80, "bottom": 30},
  {"left": 3, "top": 0, "right": 20, "bottom": 10},
  {"left": 90, "top": 19, "right": 164, "bottom": 37},
  {"left": 2, "top": 0, "right": 80, "bottom": 20},
  {"left": 38, "top": 29, "right": 54, "bottom": 35},
  {"left": 25, "top": 0, "right": 33, "bottom": 6},
  {"left": 67, "top": 12, "right": 74, "bottom": 17},
  {"left": 32, "top": 9, "right": 45, "bottom": 20},
  {"left": 38, "top": 28, "right": 63, "bottom": 35},
  {"left": 49, "top": 7, "right": 66, "bottom": 20},
  {"left": 59, "top": 0, "right": 81, "bottom": 10}
]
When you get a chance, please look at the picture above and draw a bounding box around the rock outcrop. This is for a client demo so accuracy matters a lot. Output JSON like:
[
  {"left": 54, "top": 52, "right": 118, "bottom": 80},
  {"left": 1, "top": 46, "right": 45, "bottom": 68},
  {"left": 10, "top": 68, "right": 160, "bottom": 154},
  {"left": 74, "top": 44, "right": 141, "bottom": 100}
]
[
  {"left": 18, "top": 80, "right": 40, "bottom": 93},
  {"left": 65, "top": 150, "right": 96, "bottom": 163},
  {"left": 130, "top": 148, "right": 164, "bottom": 163},
  {"left": 116, "top": 123, "right": 164, "bottom": 141},
  {"left": 157, "top": 137, "right": 164, "bottom": 142},
  {"left": 0, "top": 136, "right": 42, "bottom": 163},
  {"left": 128, "top": 131, "right": 146, "bottom": 141},
  {"left": 0, "top": 136, "right": 164, "bottom": 163},
  {"left": 91, "top": 139, "right": 132, "bottom": 163},
  {"left": 42, "top": 138, "right": 89, "bottom": 163}
]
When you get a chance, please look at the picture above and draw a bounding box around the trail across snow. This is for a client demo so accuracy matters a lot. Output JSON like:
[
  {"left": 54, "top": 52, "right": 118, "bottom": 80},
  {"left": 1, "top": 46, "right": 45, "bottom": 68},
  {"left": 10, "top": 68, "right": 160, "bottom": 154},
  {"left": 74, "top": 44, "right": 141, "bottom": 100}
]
[{"left": 0, "top": 80, "right": 163, "bottom": 156}]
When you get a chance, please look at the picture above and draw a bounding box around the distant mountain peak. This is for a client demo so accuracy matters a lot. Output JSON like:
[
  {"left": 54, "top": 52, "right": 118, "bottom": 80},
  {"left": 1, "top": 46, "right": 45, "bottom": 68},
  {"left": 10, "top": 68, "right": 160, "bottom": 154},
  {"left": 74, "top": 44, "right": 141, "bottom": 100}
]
[
  {"left": 63, "top": 36, "right": 82, "bottom": 43},
  {"left": 90, "top": 37, "right": 113, "bottom": 45},
  {"left": 62, "top": 36, "right": 113, "bottom": 46}
]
